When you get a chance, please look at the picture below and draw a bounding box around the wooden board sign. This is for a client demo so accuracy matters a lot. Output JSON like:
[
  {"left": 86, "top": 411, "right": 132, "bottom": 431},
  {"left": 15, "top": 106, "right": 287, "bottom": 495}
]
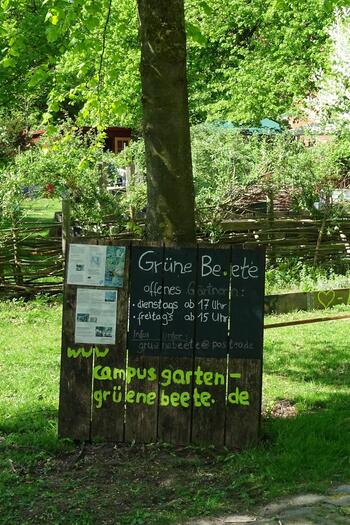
[{"left": 59, "top": 242, "right": 265, "bottom": 448}]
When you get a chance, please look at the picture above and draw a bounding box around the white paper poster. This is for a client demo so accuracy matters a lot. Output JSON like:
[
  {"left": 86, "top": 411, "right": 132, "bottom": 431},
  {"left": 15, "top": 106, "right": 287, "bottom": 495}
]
[
  {"left": 67, "top": 244, "right": 126, "bottom": 288},
  {"left": 75, "top": 288, "right": 118, "bottom": 345}
]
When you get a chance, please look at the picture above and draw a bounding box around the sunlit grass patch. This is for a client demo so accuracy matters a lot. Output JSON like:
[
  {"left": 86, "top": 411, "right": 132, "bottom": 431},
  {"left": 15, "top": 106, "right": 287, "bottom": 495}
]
[{"left": 0, "top": 299, "right": 349, "bottom": 525}]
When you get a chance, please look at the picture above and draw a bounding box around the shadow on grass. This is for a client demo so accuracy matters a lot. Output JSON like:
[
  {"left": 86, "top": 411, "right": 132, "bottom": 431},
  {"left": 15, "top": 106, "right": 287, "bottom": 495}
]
[
  {"left": 0, "top": 392, "right": 349, "bottom": 525},
  {"left": 264, "top": 337, "right": 350, "bottom": 387},
  {"left": 0, "top": 405, "right": 63, "bottom": 457}
]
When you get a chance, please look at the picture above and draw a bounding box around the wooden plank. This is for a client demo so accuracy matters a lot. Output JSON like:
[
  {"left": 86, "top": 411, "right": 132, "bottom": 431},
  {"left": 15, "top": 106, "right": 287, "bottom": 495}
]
[
  {"left": 225, "top": 359, "right": 262, "bottom": 449},
  {"left": 91, "top": 241, "right": 129, "bottom": 441},
  {"left": 265, "top": 314, "right": 350, "bottom": 329},
  {"left": 58, "top": 241, "right": 95, "bottom": 441},
  {"left": 229, "top": 246, "right": 265, "bottom": 360},
  {"left": 226, "top": 246, "right": 265, "bottom": 449},
  {"left": 191, "top": 246, "right": 231, "bottom": 447},
  {"left": 157, "top": 245, "right": 197, "bottom": 444},
  {"left": 125, "top": 243, "right": 163, "bottom": 443}
]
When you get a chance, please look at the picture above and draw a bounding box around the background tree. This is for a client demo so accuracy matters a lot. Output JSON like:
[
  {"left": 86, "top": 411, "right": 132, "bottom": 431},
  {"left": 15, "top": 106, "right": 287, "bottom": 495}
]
[
  {"left": 185, "top": 0, "right": 345, "bottom": 123},
  {"left": 1, "top": 0, "right": 347, "bottom": 127},
  {"left": 309, "top": 7, "right": 350, "bottom": 128}
]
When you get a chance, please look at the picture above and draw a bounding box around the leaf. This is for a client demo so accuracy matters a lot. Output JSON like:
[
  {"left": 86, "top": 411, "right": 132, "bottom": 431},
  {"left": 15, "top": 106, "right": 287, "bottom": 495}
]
[
  {"left": 42, "top": 112, "right": 53, "bottom": 123},
  {"left": 78, "top": 158, "right": 90, "bottom": 170},
  {"left": 46, "top": 25, "right": 60, "bottom": 42},
  {"left": 85, "top": 16, "right": 100, "bottom": 31},
  {"left": 46, "top": 124, "right": 58, "bottom": 136},
  {"left": 111, "top": 100, "right": 128, "bottom": 116},
  {"left": 51, "top": 15, "right": 59, "bottom": 25},
  {"left": 200, "top": 1, "right": 213, "bottom": 16},
  {"left": 186, "top": 22, "right": 207, "bottom": 46},
  {"left": 28, "top": 67, "right": 48, "bottom": 87},
  {"left": 1, "top": 56, "right": 13, "bottom": 68},
  {"left": 49, "top": 100, "right": 60, "bottom": 112},
  {"left": 264, "top": 0, "right": 287, "bottom": 21},
  {"left": 8, "top": 47, "right": 19, "bottom": 57},
  {"left": 81, "top": 106, "right": 90, "bottom": 119}
]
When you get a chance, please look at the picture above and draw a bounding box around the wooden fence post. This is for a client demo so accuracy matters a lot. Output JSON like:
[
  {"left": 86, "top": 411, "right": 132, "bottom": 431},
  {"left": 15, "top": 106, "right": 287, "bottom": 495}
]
[
  {"left": 11, "top": 222, "right": 23, "bottom": 285},
  {"left": 62, "top": 198, "right": 71, "bottom": 257},
  {"left": 314, "top": 215, "right": 327, "bottom": 266},
  {"left": 125, "top": 163, "right": 136, "bottom": 222}
]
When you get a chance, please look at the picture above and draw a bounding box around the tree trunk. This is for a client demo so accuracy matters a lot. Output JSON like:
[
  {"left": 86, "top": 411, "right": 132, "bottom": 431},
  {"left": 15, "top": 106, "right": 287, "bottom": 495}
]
[{"left": 137, "top": 0, "right": 196, "bottom": 243}]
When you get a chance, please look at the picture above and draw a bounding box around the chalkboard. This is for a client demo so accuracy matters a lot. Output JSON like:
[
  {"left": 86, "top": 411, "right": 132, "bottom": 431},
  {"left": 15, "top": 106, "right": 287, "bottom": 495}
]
[
  {"left": 128, "top": 246, "right": 240, "bottom": 358},
  {"left": 128, "top": 246, "right": 164, "bottom": 356},
  {"left": 157, "top": 246, "right": 197, "bottom": 444},
  {"left": 128, "top": 245, "right": 198, "bottom": 357},
  {"left": 161, "top": 246, "right": 197, "bottom": 357},
  {"left": 195, "top": 247, "right": 230, "bottom": 358},
  {"left": 229, "top": 247, "right": 265, "bottom": 359},
  {"left": 59, "top": 241, "right": 266, "bottom": 449},
  {"left": 126, "top": 244, "right": 162, "bottom": 442}
]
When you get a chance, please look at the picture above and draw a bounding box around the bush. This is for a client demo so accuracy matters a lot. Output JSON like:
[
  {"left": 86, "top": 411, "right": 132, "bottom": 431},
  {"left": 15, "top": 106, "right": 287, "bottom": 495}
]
[
  {"left": 265, "top": 259, "right": 350, "bottom": 294},
  {"left": 0, "top": 123, "right": 126, "bottom": 232}
]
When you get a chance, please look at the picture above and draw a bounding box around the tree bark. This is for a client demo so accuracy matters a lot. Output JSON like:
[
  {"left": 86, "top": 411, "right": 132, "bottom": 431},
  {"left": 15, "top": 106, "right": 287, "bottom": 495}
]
[{"left": 137, "top": 0, "right": 196, "bottom": 243}]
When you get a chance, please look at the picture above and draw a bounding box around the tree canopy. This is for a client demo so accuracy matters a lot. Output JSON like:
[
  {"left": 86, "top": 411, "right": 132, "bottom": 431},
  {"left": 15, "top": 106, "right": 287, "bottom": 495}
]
[
  {"left": 309, "top": 6, "right": 350, "bottom": 127},
  {"left": 1, "top": 0, "right": 348, "bottom": 127}
]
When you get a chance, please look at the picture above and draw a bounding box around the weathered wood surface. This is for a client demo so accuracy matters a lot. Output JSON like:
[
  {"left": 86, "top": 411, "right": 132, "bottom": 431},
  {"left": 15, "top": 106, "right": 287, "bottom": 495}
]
[
  {"left": 59, "top": 239, "right": 130, "bottom": 441},
  {"left": 265, "top": 288, "right": 350, "bottom": 314},
  {"left": 59, "top": 241, "right": 265, "bottom": 448},
  {"left": 157, "top": 245, "right": 196, "bottom": 445},
  {"left": 265, "top": 314, "right": 350, "bottom": 329},
  {"left": 91, "top": 240, "right": 130, "bottom": 441},
  {"left": 225, "top": 359, "right": 263, "bottom": 449},
  {"left": 191, "top": 246, "right": 230, "bottom": 446},
  {"left": 125, "top": 243, "right": 161, "bottom": 443},
  {"left": 58, "top": 241, "right": 93, "bottom": 440}
]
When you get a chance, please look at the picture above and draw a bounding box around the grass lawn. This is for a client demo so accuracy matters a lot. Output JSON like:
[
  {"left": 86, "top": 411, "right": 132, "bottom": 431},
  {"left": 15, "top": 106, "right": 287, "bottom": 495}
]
[
  {"left": 21, "top": 197, "right": 61, "bottom": 223},
  {"left": 0, "top": 299, "right": 349, "bottom": 525}
]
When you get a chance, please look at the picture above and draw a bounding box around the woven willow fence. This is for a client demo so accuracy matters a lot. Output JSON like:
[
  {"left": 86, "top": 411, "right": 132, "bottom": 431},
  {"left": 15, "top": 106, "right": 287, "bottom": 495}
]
[
  {"left": 0, "top": 221, "right": 64, "bottom": 298},
  {"left": 1, "top": 215, "right": 349, "bottom": 298},
  {"left": 218, "top": 216, "right": 350, "bottom": 263}
]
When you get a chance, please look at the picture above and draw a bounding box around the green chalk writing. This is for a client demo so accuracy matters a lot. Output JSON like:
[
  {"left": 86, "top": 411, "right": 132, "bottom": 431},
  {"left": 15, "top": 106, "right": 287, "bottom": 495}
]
[{"left": 67, "top": 347, "right": 110, "bottom": 359}]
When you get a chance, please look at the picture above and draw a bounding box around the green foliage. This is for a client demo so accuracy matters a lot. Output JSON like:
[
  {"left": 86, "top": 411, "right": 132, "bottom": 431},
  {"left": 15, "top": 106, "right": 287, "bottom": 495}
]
[
  {"left": 266, "top": 260, "right": 350, "bottom": 294},
  {"left": 309, "top": 7, "right": 350, "bottom": 127},
  {"left": 186, "top": 0, "right": 344, "bottom": 123},
  {"left": 0, "top": 124, "right": 126, "bottom": 231},
  {"left": 191, "top": 126, "right": 346, "bottom": 222},
  {"left": 273, "top": 135, "right": 338, "bottom": 216},
  {"left": 0, "top": 0, "right": 140, "bottom": 126},
  {"left": 0, "top": 110, "right": 28, "bottom": 166},
  {"left": 114, "top": 137, "right": 146, "bottom": 173},
  {"left": 328, "top": 128, "right": 350, "bottom": 181},
  {"left": 1, "top": 1, "right": 349, "bottom": 237},
  {"left": 191, "top": 124, "right": 257, "bottom": 196},
  {"left": 0, "top": 0, "right": 347, "bottom": 126},
  {"left": 109, "top": 138, "right": 147, "bottom": 232},
  {"left": 0, "top": 0, "right": 64, "bottom": 115},
  {"left": 42, "top": 0, "right": 141, "bottom": 128},
  {"left": 114, "top": 126, "right": 349, "bottom": 239}
]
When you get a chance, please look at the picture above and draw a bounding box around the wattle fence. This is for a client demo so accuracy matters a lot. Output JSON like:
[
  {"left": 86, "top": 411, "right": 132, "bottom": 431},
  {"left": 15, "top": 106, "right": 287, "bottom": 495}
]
[
  {"left": 0, "top": 219, "right": 64, "bottom": 297},
  {"left": 217, "top": 216, "right": 350, "bottom": 263},
  {"left": 1, "top": 214, "right": 350, "bottom": 299}
]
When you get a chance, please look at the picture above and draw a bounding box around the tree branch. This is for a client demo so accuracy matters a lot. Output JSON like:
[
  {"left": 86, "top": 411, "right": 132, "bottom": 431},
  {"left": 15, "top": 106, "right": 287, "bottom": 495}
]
[{"left": 97, "top": 0, "right": 113, "bottom": 121}]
